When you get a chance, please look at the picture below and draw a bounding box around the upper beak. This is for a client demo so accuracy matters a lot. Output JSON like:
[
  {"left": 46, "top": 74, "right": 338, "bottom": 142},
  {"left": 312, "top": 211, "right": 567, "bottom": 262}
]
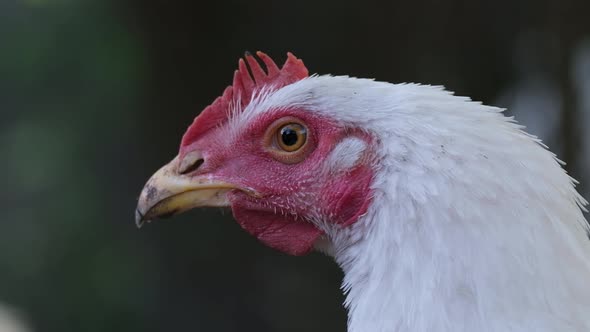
[{"left": 135, "top": 156, "right": 237, "bottom": 228}]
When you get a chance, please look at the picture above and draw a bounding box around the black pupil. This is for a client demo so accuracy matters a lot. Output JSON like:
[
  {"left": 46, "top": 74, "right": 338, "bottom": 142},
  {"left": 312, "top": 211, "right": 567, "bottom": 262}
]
[{"left": 281, "top": 127, "right": 300, "bottom": 146}]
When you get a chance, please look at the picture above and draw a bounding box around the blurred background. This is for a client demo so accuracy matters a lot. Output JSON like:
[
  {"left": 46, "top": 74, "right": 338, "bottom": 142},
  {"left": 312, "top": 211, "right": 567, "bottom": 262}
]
[{"left": 1, "top": 0, "right": 590, "bottom": 331}]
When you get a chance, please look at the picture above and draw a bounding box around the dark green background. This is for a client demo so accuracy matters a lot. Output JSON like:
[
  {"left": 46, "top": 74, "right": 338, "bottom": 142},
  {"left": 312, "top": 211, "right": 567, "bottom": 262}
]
[{"left": 1, "top": 0, "right": 589, "bottom": 331}]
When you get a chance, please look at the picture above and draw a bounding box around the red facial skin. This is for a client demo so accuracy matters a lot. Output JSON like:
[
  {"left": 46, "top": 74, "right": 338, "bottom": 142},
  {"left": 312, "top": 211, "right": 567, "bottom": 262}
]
[{"left": 179, "top": 108, "right": 374, "bottom": 255}]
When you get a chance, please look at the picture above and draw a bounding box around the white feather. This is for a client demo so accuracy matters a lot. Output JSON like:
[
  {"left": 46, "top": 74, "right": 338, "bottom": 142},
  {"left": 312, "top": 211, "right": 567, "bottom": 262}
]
[{"left": 238, "top": 75, "right": 590, "bottom": 332}]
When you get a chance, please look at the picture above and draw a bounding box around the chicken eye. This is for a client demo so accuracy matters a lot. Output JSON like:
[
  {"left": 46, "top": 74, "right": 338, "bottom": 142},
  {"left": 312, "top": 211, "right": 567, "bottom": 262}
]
[
  {"left": 277, "top": 123, "right": 307, "bottom": 152},
  {"left": 265, "top": 118, "right": 312, "bottom": 164}
]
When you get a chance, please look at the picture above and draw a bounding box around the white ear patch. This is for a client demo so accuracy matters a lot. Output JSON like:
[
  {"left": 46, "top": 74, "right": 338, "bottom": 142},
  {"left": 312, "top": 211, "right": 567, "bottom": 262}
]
[{"left": 324, "top": 137, "right": 367, "bottom": 173}]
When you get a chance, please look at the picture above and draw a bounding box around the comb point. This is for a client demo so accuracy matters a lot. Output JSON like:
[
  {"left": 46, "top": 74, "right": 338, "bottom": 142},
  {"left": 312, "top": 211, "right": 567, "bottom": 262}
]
[{"left": 181, "top": 52, "right": 309, "bottom": 149}]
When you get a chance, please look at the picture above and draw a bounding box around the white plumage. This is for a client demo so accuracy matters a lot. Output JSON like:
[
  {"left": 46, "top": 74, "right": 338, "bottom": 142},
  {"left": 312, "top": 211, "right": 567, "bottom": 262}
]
[{"left": 237, "top": 75, "right": 590, "bottom": 331}]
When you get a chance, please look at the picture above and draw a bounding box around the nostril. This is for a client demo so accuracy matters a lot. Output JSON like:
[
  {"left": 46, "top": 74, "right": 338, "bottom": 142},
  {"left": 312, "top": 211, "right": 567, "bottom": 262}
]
[
  {"left": 179, "top": 158, "right": 204, "bottom": 175},
  {"left": 178, "top": 151, "right": 206, "bottom": 175}
]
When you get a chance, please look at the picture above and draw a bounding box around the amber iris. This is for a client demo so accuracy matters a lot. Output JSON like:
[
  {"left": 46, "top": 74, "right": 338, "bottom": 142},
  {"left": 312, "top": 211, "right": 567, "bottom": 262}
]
[{"left": 277, "top": 123, "right": 307, "bottom": 152}]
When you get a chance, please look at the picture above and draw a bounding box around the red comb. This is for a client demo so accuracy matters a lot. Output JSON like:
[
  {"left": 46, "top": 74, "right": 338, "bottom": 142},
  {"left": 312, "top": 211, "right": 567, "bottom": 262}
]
[{"left": 180, "top": 52, "right": 309, "bottom": 148}]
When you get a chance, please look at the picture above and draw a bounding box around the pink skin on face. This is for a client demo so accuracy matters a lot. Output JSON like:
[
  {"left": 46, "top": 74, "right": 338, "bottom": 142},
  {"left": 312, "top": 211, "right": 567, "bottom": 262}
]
[{"left": 179, "top": 108, "right": 374, "bottom": 255}]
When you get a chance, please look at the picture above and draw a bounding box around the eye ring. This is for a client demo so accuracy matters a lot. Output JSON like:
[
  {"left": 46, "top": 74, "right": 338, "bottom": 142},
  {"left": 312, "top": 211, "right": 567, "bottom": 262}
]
[{"left": 276, "top": 123, "right": 307, "bottom": 152}]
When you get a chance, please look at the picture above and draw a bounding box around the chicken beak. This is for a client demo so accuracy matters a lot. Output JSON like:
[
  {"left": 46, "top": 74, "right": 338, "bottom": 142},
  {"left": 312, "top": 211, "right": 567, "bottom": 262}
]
[{"left": 135, "top": 156, "right": 236, "bottom": 228}]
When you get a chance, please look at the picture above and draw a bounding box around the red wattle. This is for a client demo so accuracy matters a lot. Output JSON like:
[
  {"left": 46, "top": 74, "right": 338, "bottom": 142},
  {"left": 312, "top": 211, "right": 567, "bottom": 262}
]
[{"left": 232, "top": 206, "right": 323, "bottom": 256}]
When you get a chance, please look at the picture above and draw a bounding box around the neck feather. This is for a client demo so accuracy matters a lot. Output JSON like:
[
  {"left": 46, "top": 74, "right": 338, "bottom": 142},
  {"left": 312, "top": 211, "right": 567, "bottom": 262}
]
[
  {"left": 319, "top": 83, "right": 590, "bottom": 332},
  {"left": 332, "top": 186, "right": 590, "bottom": 332}
]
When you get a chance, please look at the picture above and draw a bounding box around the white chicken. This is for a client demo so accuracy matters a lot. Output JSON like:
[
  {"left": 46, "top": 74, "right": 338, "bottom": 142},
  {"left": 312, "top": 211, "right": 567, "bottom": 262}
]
[{"left": 136, "top": 52, "right": 590, "bottom": 332}]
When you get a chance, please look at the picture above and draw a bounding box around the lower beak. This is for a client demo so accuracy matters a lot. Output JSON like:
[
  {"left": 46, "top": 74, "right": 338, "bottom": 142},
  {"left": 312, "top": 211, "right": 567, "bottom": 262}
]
[{"left": 135, "top": 156, "right": 236, "bottom": 228}]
